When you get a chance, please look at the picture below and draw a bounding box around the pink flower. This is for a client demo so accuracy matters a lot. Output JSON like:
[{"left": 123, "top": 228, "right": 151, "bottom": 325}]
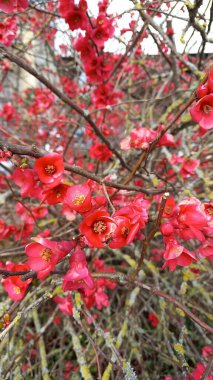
[
  {"left": 94, "top": 287, "right": 110, "bottom": 310},
  {"left": 162, "top": 239, "right": 197, "bottom": 271},
  {"left": 54, "top": 295, "right": 73, "bottom": 315},
  {"left": 0, "top": 0, "right": 28, "bottom": 13},
  {"left": 28, "top": 88, "right": 55, "bottom": 115},
  {"left": 0, "top": 17, "right": 17, "bottom": 46},
  {"left": 121, "top": 127, "right": 156, "bottom": 150},
  {"left": 62, "top": 249, "right": 94, "bottom": 291},
  {"left": 190, "top": 94, "right": 213, "bottom": 130},
  {"left": 202, "top": 346, "right": 212, "bottom": 358},
  {"left": 120, "top": 126, "right": 175, "bottom": 150},
  {"left": 25, "top": 237, "right": 76, "bottom": 279},
  {"left": 64, "top": 183, "right": 92, "bottom": 213},
  {"left": 198, "top": 238, "right": 213, "bottom": 260},
  {"left": 34, "top": 153, "right": 64, "bottom": 187},
  {"left": 180, "top": 158, "right": 200, "bottom": 178},
  {"left": 12, "top": 167, "right": 42, "bottom": 199},
  {"left": 190, "top": 362, "right": 213, "bottom": 380},
  {"left": 2, "top": 262, "right": 32, "bottom": 301},
  {"left": 176, "top": 197, "right": 208, "bottom": 241}
]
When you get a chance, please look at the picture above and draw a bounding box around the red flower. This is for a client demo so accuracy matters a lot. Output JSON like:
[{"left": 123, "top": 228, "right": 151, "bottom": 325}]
[
  {"left": 109, "top": 215, "right": 141, "bottom": 249},
  {"left": 2, "top": 262, "right": 32, "bottom": 301},
  {"left": 120, "top": 126, "right": 175, "bottom": 150},
  {"left": 176, "top": 197, "right": 208, "bottom": 241},
  {"left": 162, "top": 239, "right": 197, "bottom": 271},
  {"left": 25, "top": 237, "right": 76, "bottom": 279},
  {"left": 113, "top": 195, "right": 150, "bottom": 230},
  {"left": 28, "top": 88, "right": 55, "bottom": 115},
  {"left": 190, "top": 363, "right": 213, "bottom": 380},
  {"left": 0, "top": 0, "right": 28, "bottom": 13},
  {"left": 202, "top": 346, "right": 212, "bottom": 358},
  {"left": 198, "top": 238, "right": 213, "bottom": 261},
  {"left": 190, "top": 94, "right": 213, "bottom": 130},
  {"left": 148, "top": 313, "right": 159, "bottom": 327},
  {"left": 79, "top": 209, "right": 116, "bottom": 248},
  {"left": 62, "top": 249, "right": 94, "bottom": 291},
  {"left": 59, "top": 0, "right": 88, "bottom": 31},
  {"left": 54, "top": 295, "right": 73, "bottom": 315},
  {"left": 42, "top": 183, "right": 69, "bottom": 205},
  {"left": 34, "top": 153, "right": 64, "bottom": 187},
  {"left": 12, "top": 167, "right": 42, "bottom": 199},
  {"left": 196, "top": 84, "right": 208, "bottom": 99},
  {"left": 162, "top": 197, "right": 176, "bottom": 218},
  {"left": 89, "top": 141, "right": 112, "bottom": 162},
  {"left": 74, "top": 34, "right": 95, "bottom": 60},
  {"left": 180, "top": 158, "right": 200, "bottom": 178},
  {"left": 64, "top": 183, "right": 92, "bottom": 213},
  {"left": 0, "top": 17, "right": 17, "bottom": 47}
]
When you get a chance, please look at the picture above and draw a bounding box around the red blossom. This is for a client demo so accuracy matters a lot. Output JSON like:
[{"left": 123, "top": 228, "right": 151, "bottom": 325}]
[
  {"left": 64, "top": 183, "right": 92, "bottom": 213},
  {"left": 190, "top": 94, "right": 213, "bottom": 130},
  {"left": 89, "top": 141, "right": 112, "bottom": 162},
  {"left": 59, "top": 0, "right": 88, "bottom": 31},
  {"left": 79, "top": 209, "right": 116, "bottom": 248},
  {"left": 34, "top": 153, "right": 64, "bottom": 187},
  {"left": 12, "top": 167, "right": 42, "bottom": 199},
  {"left": 109, "top": 215, "right": 141, "bottom": 248},
  {"left": 62, "top": 249, "right": 94, "bottom": 291},
  {"left": 120, "top": 126, "right": 175, "bottom": 150},
  {"left": 25, "top": 237, "right": 76, "bottom": 279},
  {"left": 42, "top": 183, "right": 69, "bottom": 205},
  {"left": 148, "top": 313, "right": 159, "bottom": 327},
  {"left": 54, "top": 295, "right": 73, "bottom": 315},
  {"left": 2, "top": 262, "right": 32, "bottom": 301},
  {"left": 162, "top": 239, "right": 197, "bottom": 271},
  {"left": 0, "top": 0, "right": 28, "bottom": 13},
  {"left": 190, "top": 362, "right": 213, "bottom": 380}
]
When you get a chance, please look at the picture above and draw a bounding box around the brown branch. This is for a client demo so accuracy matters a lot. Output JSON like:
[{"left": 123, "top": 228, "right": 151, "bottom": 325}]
[
  {"left": 0, "top": 269, "right": 36, "bottom": 279},
  {"left": 0, "top": 140, "right": 169, "bottom": 195}
]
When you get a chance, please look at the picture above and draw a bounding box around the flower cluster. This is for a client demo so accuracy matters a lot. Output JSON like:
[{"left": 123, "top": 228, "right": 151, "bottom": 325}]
[
  {"left": 0, "top": 0, "right": 28, "bottom": 13},
  {"left": 120, "top": 125, "right": 176, "bottom": 151},
  {"left": 161, "top": 197, "right": 213, "bottom": 270}
]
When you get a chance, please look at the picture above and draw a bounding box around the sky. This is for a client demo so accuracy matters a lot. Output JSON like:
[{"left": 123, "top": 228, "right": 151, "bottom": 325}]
[{"left": 55, "top": 0, "right": 213, "bottom": 55}]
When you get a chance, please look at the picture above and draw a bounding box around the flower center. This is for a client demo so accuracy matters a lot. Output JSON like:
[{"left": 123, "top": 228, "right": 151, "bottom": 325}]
[
  {"left": 14, "top": 286, "right": 21, "bottom": 294},
  {"left": 121, "top": 226, "right": 129, "bottom": 238},
  {"left": 95, "top": 31, "right": 102, "bottom": 39},
  {"left": 203, "top": 105, "right": 212, "bottom": 114},
  {"left": 40, "top": 248, "right": 52, "bottom": 262},
  {"left": 44, "top": 165, "right": 56, "bottom": 175},
  {"left": 74, "top": 16, "right": 81, "bottom": 23},
  {"left": 72, "top": 194, "right": 86, "bottom": 205},
  {"left": 93, "top": 220, "right": 107, "bottom": 234}
]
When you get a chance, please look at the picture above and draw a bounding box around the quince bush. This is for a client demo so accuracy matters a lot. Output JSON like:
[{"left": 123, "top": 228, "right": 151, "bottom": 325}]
[{"left": 0, "top": 0, "right": 212, "bottom": 378}]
